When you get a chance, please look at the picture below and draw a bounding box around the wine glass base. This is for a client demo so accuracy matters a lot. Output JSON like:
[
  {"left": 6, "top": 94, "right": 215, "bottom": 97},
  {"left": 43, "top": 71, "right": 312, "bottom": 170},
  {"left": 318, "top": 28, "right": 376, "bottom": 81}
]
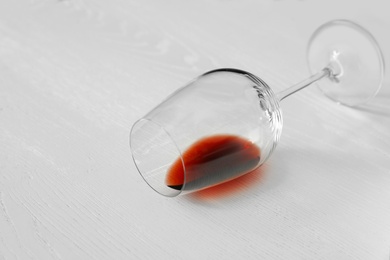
[{"left": 307, "top": 20, "right": 385, "bottom": 107}]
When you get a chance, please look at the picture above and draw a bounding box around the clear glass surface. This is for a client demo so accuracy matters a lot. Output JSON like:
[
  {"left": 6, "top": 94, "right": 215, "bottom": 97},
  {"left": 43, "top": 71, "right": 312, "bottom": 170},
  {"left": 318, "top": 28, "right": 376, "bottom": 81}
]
[
  {"left": 130, "top": 69, "right": 282, "bottom": 197},
  {"left": 307, "top": 20, "right": 385, "bottom": 107},
  {"left": 130, "top": 20, "right": 385, "bottom": 197}
]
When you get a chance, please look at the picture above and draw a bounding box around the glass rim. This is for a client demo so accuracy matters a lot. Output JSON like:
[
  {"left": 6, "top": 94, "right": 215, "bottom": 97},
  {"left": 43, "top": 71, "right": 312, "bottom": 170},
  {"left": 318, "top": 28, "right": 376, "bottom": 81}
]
[{"left": 129, "top": 118, "right": 186, "bottom": 197}]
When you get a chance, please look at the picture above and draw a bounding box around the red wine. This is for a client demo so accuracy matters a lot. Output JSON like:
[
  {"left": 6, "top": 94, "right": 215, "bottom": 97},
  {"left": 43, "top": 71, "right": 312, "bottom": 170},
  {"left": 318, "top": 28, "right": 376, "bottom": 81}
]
[{"left": 166, "top": 134, "right": 261, "bottom": 191}]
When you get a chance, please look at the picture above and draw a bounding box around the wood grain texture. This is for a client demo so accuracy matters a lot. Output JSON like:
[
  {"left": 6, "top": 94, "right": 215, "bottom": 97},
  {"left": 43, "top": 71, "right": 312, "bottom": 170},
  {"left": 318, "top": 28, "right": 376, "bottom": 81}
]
[{"left": 1, "top": 0, "right": 390, "bottom": 259}]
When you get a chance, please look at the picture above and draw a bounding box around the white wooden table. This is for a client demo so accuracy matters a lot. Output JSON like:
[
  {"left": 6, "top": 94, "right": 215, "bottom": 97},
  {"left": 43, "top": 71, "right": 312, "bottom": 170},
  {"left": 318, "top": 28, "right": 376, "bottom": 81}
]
[{"left": 1, "top": 0, "right": 390, "bottom": 259}]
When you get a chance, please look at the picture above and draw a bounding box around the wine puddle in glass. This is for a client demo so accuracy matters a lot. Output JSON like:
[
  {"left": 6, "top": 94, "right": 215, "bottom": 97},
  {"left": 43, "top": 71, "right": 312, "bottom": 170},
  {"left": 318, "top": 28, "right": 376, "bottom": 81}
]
[{"left": 130, "top": 20, "right": 384, "bottom": 197}]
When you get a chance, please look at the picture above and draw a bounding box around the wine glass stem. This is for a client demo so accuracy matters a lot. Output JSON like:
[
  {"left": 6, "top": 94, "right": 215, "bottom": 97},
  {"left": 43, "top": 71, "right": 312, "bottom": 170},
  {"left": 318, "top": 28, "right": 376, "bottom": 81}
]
[{"left": 276, "top": 68, "right": 332, "bottom": 102}]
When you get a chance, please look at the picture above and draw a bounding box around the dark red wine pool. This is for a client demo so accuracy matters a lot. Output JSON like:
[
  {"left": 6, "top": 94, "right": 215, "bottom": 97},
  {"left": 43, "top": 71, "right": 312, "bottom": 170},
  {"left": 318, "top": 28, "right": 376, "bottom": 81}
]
[{"left": 166, "top": 134, "right": 261, "bottom": 191}]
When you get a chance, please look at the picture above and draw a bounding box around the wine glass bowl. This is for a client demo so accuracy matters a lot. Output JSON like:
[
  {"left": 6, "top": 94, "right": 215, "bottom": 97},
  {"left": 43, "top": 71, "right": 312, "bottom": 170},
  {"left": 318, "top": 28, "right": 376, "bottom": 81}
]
[{"left": 130, "top": 69, "right": 282, "bottom": 197}]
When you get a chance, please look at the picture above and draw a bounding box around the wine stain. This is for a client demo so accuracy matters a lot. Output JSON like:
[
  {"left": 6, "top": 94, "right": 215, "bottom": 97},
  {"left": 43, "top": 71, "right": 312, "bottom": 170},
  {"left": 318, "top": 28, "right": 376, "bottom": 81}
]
[{"left": 166, "top": 134, "right": 261, "bottom": 192}]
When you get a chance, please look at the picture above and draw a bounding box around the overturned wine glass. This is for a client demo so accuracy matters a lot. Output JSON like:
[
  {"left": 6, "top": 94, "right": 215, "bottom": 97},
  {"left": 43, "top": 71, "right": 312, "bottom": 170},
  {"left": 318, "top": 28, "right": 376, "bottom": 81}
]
[{"left": 130, "top": 20, "right": 384, "bottom": 197}]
